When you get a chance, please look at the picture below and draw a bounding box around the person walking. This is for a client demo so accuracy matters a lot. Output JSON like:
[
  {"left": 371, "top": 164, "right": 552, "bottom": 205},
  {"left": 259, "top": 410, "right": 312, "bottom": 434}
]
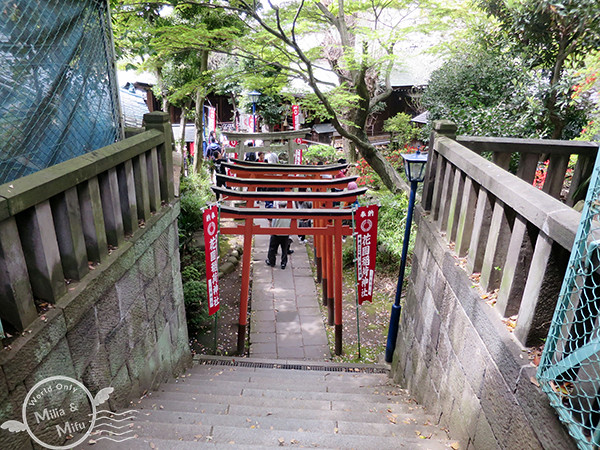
[{"left": 266, "top": 202, "right": 291, "bottom": 269}]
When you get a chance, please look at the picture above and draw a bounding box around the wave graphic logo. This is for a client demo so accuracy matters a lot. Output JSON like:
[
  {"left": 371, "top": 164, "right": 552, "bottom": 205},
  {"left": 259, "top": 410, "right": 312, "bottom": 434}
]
[
  {"left": 90, "top": 410, "right": 139, "bottom": 443},
  {"left": 0, "top": 376, "right": 138, "bottom": 448}
]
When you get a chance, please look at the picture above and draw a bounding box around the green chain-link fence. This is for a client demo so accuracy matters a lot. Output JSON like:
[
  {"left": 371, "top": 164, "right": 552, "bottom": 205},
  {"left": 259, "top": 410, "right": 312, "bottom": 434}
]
[
  {"left": 0, "top": 0, "right": 122, "bottom": 184},
  {"left": 538, "top": 146, "right": 600, "bottom": 449}
]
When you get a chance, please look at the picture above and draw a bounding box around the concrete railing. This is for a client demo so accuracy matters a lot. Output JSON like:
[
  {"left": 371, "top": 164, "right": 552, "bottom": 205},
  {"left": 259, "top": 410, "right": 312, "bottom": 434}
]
[
  {"left": 422, "top": 121, "right": 587, "bottom": 346},
  {"left": 456, "top": 134, "right": 598, "bottom": 206},
  {"left": 0, "top": 112, "right": 174, "bottom": 334}
]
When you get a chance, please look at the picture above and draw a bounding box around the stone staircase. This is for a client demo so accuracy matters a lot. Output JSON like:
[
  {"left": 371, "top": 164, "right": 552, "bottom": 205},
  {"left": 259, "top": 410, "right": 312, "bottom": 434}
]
[{"left": 93, "top": 357, "right": 454, "bottom": 449}]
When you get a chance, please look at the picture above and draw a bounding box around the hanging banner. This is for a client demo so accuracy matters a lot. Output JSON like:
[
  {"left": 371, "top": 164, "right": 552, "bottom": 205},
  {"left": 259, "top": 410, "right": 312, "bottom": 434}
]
[
  {"left": 208, "top": 107, "right": 217, "bottom": 132},
  {"left": 294, "top": 148, "right": 303, "bottom": 165},
  {"left": 292, "top": 104, "right": 300, "bottom": 130},
  {"left": 203, "top": 205, "right": 220, "bottom": 315},
  {"left": 355, "top": 205, "right": 379, "bottom": 304}
]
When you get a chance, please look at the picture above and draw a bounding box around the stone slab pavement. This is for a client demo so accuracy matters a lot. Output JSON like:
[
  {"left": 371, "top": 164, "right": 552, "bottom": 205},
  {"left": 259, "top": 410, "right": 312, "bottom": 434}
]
[{"left": 249, "top": 219, "right": 330, "bottom": 360}]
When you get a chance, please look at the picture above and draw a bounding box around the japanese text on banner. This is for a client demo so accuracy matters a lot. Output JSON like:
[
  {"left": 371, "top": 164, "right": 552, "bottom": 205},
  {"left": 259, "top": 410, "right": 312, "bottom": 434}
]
[
  {"left": 355, "top": 205, "right": 379, "bottom": 304},
  {"left": 203, "top": 205, "right": 220, "bottom": 315}
]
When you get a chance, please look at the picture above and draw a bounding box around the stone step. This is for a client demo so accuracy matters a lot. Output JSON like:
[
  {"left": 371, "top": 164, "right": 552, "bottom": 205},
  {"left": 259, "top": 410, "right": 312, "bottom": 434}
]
[
  {"left": 126, "top": 397, "right": 429, "bottom": 426},
  {"left": 95, "top": 360, "right": 453, "bottom": 449},
  {"left": 155, "top": 381, "right": 415, "bottom": 404},
  {"left": 134, "top": 389, "right": 418, "bottom": 415},
  {"left": 107, "top": 407, "right": 446, "bottom": 439},
  {"left": 93, "top": 421, "right": 450, "bottom": 449},
  {"left": 174, "top": 370, "right": 393, "bottom": 390}
]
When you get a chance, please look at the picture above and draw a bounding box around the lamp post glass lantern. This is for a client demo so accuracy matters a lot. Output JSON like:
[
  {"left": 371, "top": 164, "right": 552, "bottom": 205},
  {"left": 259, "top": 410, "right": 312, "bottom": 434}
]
[
  {"left": 385, "top": 149, "right": 428, "bottom": 363},
  {"left": 248, "top": 90, "right": 261, "bottom": 132}
]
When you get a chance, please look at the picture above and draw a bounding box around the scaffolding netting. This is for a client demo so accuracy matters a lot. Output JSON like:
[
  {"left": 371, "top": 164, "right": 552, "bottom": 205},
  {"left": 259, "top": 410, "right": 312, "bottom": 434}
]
[{"left": 0, "top": 0, "right": 121, "bottom": 184}]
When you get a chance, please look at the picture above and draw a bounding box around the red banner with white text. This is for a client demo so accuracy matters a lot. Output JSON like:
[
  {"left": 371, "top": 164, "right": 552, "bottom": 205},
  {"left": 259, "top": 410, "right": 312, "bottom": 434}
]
[
  {"left": 203, "top": 205, "right": 220, "bottom": 315},
  {"left": 355, "top": 205, "right": 379, "bottom": 304}
]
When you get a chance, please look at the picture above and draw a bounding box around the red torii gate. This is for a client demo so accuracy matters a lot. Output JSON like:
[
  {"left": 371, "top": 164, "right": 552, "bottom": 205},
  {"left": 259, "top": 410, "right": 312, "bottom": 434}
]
[{"left": 214, "top": 160, "right": 365, "bottom": 355}]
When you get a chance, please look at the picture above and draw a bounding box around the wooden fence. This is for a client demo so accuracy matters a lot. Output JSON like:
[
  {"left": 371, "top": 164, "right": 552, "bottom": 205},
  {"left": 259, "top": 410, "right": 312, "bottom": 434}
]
[
  {"left": 0, "top": 112, "right": 174, "bottom": 334},
  {"left": 423, "top": 120, "right": 597, "bottom": 346}
]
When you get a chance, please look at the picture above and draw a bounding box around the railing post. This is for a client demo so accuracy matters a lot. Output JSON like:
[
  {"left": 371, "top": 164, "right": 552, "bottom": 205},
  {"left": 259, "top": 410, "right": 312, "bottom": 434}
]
[
  {"left": 423, "top": 120, "right": 457, "bottom": 211},
  {"left": 15, "top": 201, "right": 67, "bottom": 302},
  {"left": 0, "top": 217, "right": 37, "bottom": 329},
  {"left": 514, "top": 231, "right": 569, "bottom": 345},
  {"left": 144, "top": 112, "right": 174, "bottom": 203}
]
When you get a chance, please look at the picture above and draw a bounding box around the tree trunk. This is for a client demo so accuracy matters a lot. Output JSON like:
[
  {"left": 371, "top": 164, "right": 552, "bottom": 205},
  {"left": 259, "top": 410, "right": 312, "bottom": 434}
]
[
  {"left": 192, "top": 50, "right": 210, "bottom": 173},
  {"left": 178, "top": 103, "right": 188, "bottom": 154},
  {"left": 155, "top": 66, "right": 169, "bottom": 113}
]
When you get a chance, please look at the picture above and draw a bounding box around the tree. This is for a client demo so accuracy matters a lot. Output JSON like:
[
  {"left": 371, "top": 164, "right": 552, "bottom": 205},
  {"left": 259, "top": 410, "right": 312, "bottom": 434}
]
[
  {"left": 422, "top": 50, "right": 549, "bottom": 138},
  {"left": 478, "top": 0, "right": 600, "bottom": 139},
  {"left": 175, "top": 0, "right": 453, "bottom": 193}
]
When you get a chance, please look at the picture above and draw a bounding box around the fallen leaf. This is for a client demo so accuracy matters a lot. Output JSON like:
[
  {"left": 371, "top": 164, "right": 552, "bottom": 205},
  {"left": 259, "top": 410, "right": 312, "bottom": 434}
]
[
  {"left": 530, "top": 376, "right": 540, "bottom": 387},
  {"left": 88, "top": 439, "right": 97, "bottom": 445},
  {"left": 451, "top": 442, "right": 460, "bottom": 449}
]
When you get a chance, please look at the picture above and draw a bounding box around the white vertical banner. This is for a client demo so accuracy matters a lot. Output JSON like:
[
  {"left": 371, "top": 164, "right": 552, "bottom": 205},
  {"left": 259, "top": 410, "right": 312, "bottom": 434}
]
[
  {"left": 292, "top": 105, "right": 300, "bottom": 130},
  {"left": 208, "top": 107, "right": 217, "bottom": 133}
]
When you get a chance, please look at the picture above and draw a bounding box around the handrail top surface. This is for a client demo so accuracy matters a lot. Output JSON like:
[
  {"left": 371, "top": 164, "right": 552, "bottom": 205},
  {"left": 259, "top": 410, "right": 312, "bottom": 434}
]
[
  {"left": 457, "top": 135, "right": 598, "bottom": 156},
  {"left": 212, "top": 186, "right": 366, "bottom": 200},
  {"left": 435, "top": 135, "right": 581, "bottom": 249},
  {"left": 0, "top": 129, "right": 165, "bottom": 219}
]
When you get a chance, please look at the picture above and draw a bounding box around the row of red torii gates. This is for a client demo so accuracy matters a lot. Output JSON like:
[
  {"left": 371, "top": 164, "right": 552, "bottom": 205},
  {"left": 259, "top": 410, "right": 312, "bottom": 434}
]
[{"left": 212, "top": 159, "right": 367, "bottom": 355}]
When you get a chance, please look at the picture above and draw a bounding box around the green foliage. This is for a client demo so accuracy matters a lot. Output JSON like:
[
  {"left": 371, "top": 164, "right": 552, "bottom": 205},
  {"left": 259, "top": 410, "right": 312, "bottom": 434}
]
[
  {"left": 181, "top": 246, "right": 206, "bottom": 275},
  {"left": 183, "top": 280, "right": 210, "bottom": 335},
  {"left": 423, "top": 51, "right": 549, "bottom": 138},
  {"left": 179, "top": 170, "right": 213, "bottom": 244},
  {"left": 383, "top": 113, "right": 420, "bottom": 149},
  {"left": 375, "top": 190, "right": 411, "bottom": 272},
  {"left": 303, "top": 144, "right": 340, "bottom": 165},
  {"left": 342, "top": 244, "right": 355, "bottom": 269},
  {"left": 181, "top": 266, "right": 203, "bottom": 283}
]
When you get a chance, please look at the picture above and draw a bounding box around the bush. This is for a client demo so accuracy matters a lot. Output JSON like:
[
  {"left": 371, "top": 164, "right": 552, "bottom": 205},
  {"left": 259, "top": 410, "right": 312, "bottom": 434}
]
[
  {"left": 181, "top": 266, "right": 203, "bottom": 283},
  {"left": 383, "top": 113, "right": 420, "bottom": 150},
  {"left": 178, "top": 170, "right": 213, "bottom": 246},
  {"left": 181, "top": 247, "right": 206, "bottom": 276},
  {"left": 183, "top": 280, "right": 210, "bottom": 335},
  {"left": 303, "top": 144, "right": 340, "bottom": 164},
  {"left": 374, "top": 190, "right": 411, "bottom": 272}
]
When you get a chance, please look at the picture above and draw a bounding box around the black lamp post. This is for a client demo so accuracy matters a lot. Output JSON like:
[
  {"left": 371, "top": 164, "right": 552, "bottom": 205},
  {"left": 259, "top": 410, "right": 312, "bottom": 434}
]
[
  {"left": 248, "top": 90, "right": 261, "bottom": 132},
  {"left": 385, "top": 149, "right": 428, "bottom": 363}
]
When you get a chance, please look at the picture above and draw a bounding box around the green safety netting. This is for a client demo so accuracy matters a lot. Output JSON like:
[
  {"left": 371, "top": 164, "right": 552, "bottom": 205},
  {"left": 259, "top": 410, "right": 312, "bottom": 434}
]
[
  {"left": 0, "top": 0, "right": 121, "bottom": 184},
  {"left": 538, "top": 146, "right": 600, "bottom": 449}
]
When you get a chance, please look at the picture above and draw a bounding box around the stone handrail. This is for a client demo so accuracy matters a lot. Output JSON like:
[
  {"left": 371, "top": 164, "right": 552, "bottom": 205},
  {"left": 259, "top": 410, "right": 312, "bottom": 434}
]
[
  {"left": 457, "top": 134, "right": 598, "bottom": 205},
  {"left": 0, "top": 112, "right": 174, "bottom": 334},
  {"left": 422, "top": 121, "right": 585, "bottom": 346}
]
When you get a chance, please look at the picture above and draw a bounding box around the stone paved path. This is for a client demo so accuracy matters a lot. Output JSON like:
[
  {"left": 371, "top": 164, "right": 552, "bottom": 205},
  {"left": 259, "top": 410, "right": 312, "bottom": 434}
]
[{"left": 249, "top": 219, "right": 330, "bottom": 360}]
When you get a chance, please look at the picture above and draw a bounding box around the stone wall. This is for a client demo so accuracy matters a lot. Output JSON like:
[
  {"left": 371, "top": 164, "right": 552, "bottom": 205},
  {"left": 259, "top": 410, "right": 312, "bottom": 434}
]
[
  {"left": 0, "top": 202, "right": 190, "bottom": 450},
  {"left": 390, "top": 207, "right": 576, "bottom": 449}
]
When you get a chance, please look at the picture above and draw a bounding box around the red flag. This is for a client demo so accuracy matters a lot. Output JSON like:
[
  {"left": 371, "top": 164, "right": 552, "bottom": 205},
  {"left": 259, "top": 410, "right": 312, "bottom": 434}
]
[
  {"left": 203, "top": 205, "right": 220, "bottom": 315},
  {"left": 355, "top": 205, "right": 379, "bottom": 304}
]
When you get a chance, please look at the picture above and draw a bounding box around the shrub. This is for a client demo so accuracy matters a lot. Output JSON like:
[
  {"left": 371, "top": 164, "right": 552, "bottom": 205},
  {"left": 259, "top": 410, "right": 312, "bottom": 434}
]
[
  {"left": 383, "top": 113, "right": 421, "bottom": 150},
  {"left": 303, "top": 144, "right": 340, "bottom": 165},
  {"left": 183, "top": 280, "right": 210, "bottom": 335},
  {"left": 181, "top": 266, "right": 203, "bottom": 283},
  {"left": 179, "top": 170, "right": 214, "bottom": 246}
]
